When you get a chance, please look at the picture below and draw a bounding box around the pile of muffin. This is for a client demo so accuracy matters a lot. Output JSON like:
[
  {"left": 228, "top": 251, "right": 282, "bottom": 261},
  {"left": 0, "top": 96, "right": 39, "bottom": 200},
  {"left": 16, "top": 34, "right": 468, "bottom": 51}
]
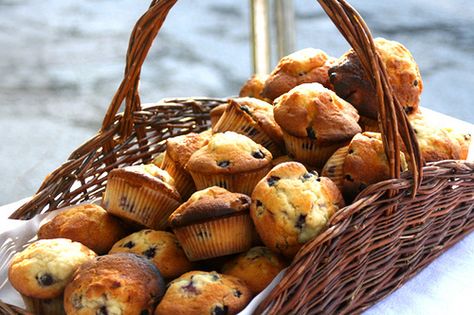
[{"left": 8, "top": 38, "right": 471, "bottom": 315}]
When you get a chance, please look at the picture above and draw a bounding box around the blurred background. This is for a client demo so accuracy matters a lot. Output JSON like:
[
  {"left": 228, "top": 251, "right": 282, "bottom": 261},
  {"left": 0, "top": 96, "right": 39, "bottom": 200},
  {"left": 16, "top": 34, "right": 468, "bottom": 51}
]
[{"left": 1, "top": 0, "right": 473, "bottom": 205}]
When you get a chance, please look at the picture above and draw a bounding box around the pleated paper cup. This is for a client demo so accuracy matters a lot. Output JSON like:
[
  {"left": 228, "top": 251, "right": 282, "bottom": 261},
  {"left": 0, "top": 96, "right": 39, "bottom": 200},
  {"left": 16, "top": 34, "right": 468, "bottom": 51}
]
[
  {"left": 189, "top": 166, "right": 271, "bottom": 196},
  {"left": 321, "top": 145, "right": 349, "bottom": 191},
  {"left": 162, "top": 155, "right": 196, "bottom": 200},
  {"left": 22, "top": 294, "right": 65, "bottom": 315},
  {"left": 173, "top": 213, "right": 253, "bottom": 261},
  {"left": 103, "top": 177, "right": 180, "bottom": 230},
  {"left": 214, "top": 103, "right": 283, "bottom": 157},
  {"left": 282, "top": 131, "right": 343, "bottom": 168}
]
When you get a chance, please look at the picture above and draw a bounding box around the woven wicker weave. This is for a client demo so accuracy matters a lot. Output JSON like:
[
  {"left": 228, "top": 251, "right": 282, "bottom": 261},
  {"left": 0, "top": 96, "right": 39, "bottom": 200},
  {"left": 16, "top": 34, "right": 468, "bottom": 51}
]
[{"left": 2, "top": 0, "right": 474, "bottom": 314}]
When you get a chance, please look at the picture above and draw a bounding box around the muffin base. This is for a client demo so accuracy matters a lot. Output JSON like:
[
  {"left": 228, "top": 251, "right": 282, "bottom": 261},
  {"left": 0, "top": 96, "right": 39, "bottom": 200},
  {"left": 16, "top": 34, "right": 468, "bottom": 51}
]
[
  {"left": 22, "top": 294, "right": 65, "bottom": 315},
  {"left": 189, "top": 166, "right": 271, "bottom": 196},
  {"left": 173, "top": 213, "right": 253, "bottom": 261},
  {"left": 214, "top": 105, "right": 282, "bottom": 156},
  {"left": 282, "top": 131, "right": 344, "bottom": 168},
  {"left": 162, "top": 155, "right": 196, "bottom": 200},
  {"left": 103, "top": 177, "right": 180, "bottom": 230},
  {"left": 321, "top": 145, "right": 349, "bottom": 191}
]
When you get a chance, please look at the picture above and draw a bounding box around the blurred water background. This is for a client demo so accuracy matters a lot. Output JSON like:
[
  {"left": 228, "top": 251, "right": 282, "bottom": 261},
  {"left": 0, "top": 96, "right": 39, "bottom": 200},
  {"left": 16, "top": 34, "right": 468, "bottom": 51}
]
[{"left": 0, "top": 0, "right": 473, "bottom": 205}]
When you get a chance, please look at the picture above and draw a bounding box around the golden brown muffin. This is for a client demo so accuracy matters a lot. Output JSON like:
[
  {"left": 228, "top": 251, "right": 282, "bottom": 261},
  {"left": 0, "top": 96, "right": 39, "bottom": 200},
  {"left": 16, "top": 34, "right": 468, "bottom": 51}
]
[
  {"left": 64, "top": 253, "right": 165, "bottom": 315},
  {"left": 169, "top": 186, "right": 253, "bottom": 261},
  {"left": 214, "top": 97, "right": 285, "bottom": 156},
  {"left": 154, "top": 271, "right": 252, "bottom": 315},
  {"left": 322, "top": 132, "right": 408, "bottom": 201},
  {"left": 274, "top": 83, "right": 361, "bottom": 167},
  {"left": 8, "top": 239, "right": 96, "bottom": 314},
  {"left": 37, "top": 204, "right": 127, "bottom": 255},
  {"left": 162, "top": 132, "right": 210, "bottom": 199},
  {"left": 329, "top": 37, "right": 423, "bottom": 119},
  {"left": 221, "top": 246, "right": 287, "bottom": 294},
  {"left": 239, "top": 74, "right": 270, "bottom": 102},
  {"left": 250, "top": 162, "right": 344, "bottom": 258},
  {"left": 102, "top": 164, "right": 181, "bottom": 230},
  {"left": 261, "top": 48, "right": 336, "bottom": 101},
  {"left": 408, "top": 111, "right": 471, "bottom": 162},
  {"left": 109, "top": 230, "right": 193, "bottom": 279},
  {"left": 210, "top": 103, "right": 228, "bottom": 128},
  {"left": 185, "top": 132, "right": 273, "bottom": 195}
]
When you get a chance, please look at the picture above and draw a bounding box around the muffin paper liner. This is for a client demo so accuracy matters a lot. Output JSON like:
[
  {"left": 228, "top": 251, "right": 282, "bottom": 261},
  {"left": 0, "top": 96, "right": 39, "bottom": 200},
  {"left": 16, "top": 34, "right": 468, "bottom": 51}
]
[
  {"left": 214, "top": 105, "right": 282, "bottom": 156},
  {"left": 282, "top": 131, "right": 343, "bottom": 168},
  {"left": 22, "top": 294, "right": 65, "bottom": 315},
  {"left": 173, "top": 213, "right": 253, "bottom": 261},
  {"left": 162, "top": 155, "right": 196, "bottom": 199},
  {"left": 103, "top": 177, "right": 180, "bottom": 230},
  {"left": 189, "top": 166, "right": 270, "bottom": 196},
  {"left": 321, "top": 145, "right": 349, "bottom": 191}
]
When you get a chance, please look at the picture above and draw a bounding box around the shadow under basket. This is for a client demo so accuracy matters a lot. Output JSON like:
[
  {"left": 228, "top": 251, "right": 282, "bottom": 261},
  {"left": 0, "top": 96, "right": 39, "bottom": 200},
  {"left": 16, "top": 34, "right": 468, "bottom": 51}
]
[{"left": 3, "top": 0, "right": 474, "bottom": 314}]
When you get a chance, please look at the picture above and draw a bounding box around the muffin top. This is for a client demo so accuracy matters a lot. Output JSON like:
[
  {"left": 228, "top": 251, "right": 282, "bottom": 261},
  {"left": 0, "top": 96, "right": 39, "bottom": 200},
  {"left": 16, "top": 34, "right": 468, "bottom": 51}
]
[
  {"left": 37, "top": 203, "right": 127, "bottom": 255},
  {"left": 154, "top": 271, "right": 252, "bottom": 315},
  {"left": 251, "top": 162, "right": 344, "bottom": 257},
  {"left": 64, "top": 253, "right": 165, "bottom": 315},
  {"left": 221, "top": 246, "right": 287, "bottom": 294},
  {"left": 216, "top": 97, "right": 284, "bottom": 147},
  {"left": 185, "top": 131, "right": 272, "bottom": 174},
  {"left": 409, "top": 112, "right": 471, "bottom": 162},
  {"left": 329, "top": 37, "right": 422, "bottom": 118},
  {"left": 261, "top": 48, "right": 335, "bottom": 101},
  {"left": 274, "top": 83, "right": 361, "bottom": 143},
  {"left": 239, "top": 74, "right": 269, "bottom": 101},
  {"left": 109, "top": 230, "right": 193, "bottom": 279},
  {"left": 8, "top": 238, "right": 96, "bottom": 299},
  {"left": 169, "top": 186, "right": 251, "bottom": 227},
  {"left": 108, "top": 164, "right": 180, "bottom": 200},
  {"left": 165, "top": 133, "right": 210, "bottom": 167}
]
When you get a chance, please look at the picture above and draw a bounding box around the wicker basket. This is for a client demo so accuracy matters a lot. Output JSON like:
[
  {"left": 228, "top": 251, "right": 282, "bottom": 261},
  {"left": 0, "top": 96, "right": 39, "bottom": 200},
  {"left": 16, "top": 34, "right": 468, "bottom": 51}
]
[{"left": 2, "top": 0, "right": 474, "bottom": 314}]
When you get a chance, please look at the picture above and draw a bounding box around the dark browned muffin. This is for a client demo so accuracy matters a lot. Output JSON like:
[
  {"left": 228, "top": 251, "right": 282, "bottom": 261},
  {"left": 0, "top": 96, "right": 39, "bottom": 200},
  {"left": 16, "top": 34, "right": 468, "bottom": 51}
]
[
  {"left": 329, "top": 37, "right": 423, "bottom": 119},
  {"left": 169, "top": 186, "right": 253, "bottom": 261},
  {"left": 64, "top": 253, "right": 165, "bottom": 315}
]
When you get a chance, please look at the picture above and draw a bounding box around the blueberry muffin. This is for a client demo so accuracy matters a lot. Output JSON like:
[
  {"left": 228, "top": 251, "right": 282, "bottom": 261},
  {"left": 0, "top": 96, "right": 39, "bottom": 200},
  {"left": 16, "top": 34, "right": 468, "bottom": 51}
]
[
  {"left": 8, "top": 238, "right": 96, "bottom": 314},
  {"left": 169, "top": 186, "right": 253, "bottom": 261},
  {"left": 102, "top": 164, "right": 181, "bottom": 230},
  {"left": 329, "top": 37, "right": 423, "bottom": 119},
  {"left": 239, "top": 74, "right": 270, "bottom": 102},
  {"left": 64, "top": 253, "right": 165, "bottom": 315},
  {"left": 250, "top": 162, "right": 344, "bottom": 258},
  {"left": 408, "top": 111, "right": 471, "bottom": 162},
  {"left": 154, "top": 271, "right": 252, "bottom": 315},
  {"left": 221, "top": 246, "right": 287, "bottom": 294},
  {"left": 109, "top": 230, "right": 193, "bottom": 279},
  {"left": 261, "top": 48, "right": 336, "bottom": 101},
  {"left": 37, "top": 204, "right": 127, "bottom": 255},
  {"left": 162, "top": 132, "right": 210, "bottom": 199},
  {"left": 322, "top": 132, "right": 408, "bottom": 201},
  {"left": 274, "top": 83, "right": 361, "bottom": 168},
  {"left": 185, "top": 131, "right": 273, "bottom": 195},
  {"left": 210, "top": 104, "right": 228, "bottom": 128},
  {"left": 214, "top": 97, "right": 284, "bottom": 156}
]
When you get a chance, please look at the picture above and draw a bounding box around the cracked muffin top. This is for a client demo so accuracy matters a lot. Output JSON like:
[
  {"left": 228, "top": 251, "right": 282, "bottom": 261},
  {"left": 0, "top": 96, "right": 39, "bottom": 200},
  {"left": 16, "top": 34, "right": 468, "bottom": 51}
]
[
  {"left": 273, "top": 83, "right": 361, "bottom": 144},
  {"left": 169, "top": 186, "right": 251, "bottom": 227},
  {"left": 8, "top": 238, "right": 96, "bottom": 299},
  {"left": 239, "top": 74, "right": 269, "bottom": 102},
  {"left": 109, "top": 230, "right": 193, "bottom": 279},
  {"left": 185, "top": 132, "right": 272, "bottom": 174},
  {"left": 154, "top": 271, "right": 252, "bottom": 315},
  {"left": 250, "top": 162, "right": 344, "bottom": 257},
  {"left": 64, "top": 253, "right": 165, "bottom": 315},
  {"left": 165, "top": 132, "right": 210, "bottom": 168},
  {"left": 261, "top": 48, "right": 336, "bottom": 101},
  {"left": 329, "top": 37, "right": 423, "bottom": 119}
]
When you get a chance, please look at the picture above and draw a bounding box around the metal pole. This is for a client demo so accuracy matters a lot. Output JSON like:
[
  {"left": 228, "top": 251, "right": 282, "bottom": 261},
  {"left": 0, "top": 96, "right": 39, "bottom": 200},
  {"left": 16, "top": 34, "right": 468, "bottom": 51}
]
[
  {"left": 274, "top": 0, "right": 295, "bottom": 59},
  {"left": 250, "top": 0, "right": 271, "bottom": 75}
]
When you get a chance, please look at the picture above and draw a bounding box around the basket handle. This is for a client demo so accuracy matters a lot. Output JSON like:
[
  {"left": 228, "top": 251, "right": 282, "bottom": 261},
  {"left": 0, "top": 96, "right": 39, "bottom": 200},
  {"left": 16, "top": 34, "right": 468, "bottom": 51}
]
[
  {"left": 317, "top": 0, "right": 423, "bottom": 198},
  {"left": 100, "top": 0, "right": 177, "bottom": 140}
]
